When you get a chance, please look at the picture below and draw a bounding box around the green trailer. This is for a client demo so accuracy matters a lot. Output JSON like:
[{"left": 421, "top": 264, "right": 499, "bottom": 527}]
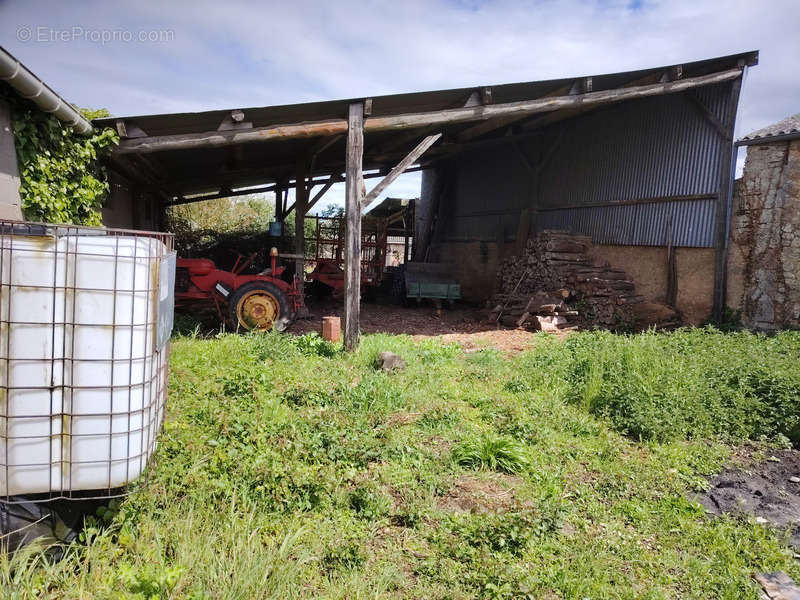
[{"left": 405, "top": 263, "right": 461, "bottom": 302}]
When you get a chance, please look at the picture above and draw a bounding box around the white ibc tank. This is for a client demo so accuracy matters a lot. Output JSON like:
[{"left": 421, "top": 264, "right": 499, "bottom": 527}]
[{"left": 0, "top": 227, "right": 174, "bottom": 497}]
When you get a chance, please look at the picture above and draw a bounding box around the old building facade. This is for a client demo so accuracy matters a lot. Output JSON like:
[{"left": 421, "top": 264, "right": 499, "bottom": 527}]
[{"left": 727, "top": 113, "right": 800, "bottom": 330}]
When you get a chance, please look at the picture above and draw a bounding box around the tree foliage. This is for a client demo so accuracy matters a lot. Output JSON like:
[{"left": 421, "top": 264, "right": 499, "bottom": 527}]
[
  {"left": 167, "top": 195, "right": 276, "bottom": 235},
  {"left": 166, "top": 195, "right": 290, "bottom": 269},
  {"left": 2, "top": 86, "right": 118, "bottom": 225},
  {"left": 166, "top": 198, "right": 341, "bottom": 267}
]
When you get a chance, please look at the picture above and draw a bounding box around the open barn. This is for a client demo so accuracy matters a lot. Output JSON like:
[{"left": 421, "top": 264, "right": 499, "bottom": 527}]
[{"left": 97, "top": 50, "right": 758, "bottom": 341}]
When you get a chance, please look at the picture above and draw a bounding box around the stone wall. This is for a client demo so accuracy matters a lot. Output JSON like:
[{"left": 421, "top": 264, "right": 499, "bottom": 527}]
[{"left": 727, "top": 139, "right": 800, "bottom": 330}]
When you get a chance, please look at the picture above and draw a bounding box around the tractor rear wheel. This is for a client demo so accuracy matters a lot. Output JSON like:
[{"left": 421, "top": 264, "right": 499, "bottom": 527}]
[{"left": 229, "top": 281, "right": 292, "bottom": 332}]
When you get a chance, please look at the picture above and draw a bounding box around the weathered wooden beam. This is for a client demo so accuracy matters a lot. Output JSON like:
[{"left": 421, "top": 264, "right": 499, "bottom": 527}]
[
  {"left": 116, "top": 68, "right": 743, "bottom": 155},
  {"left": 295, "top": 160, "right": 308, "bottom": 298},
  {"left": 284, "top": 171, "right": 345, "bottom": 217},
  {"left": 166, "top": 184, "right": 278, "bottom": 206},
  {"left": 362, "top": 133, "right": 442, "bottom": 209},
  {"left": 274, "top": 181, "right": 284, "bottom": 222},
  {"left": 513, "top": 142, "right": 535, "bottom": 174},
  {"left": 162, "top": 157, "right": 424, "bottom": 198},
  {"left": 363, "top": 69, "right": 742, "bottom": 132},
  {"left": 534, "top": 192, "right": 718, "bottom": 212},
  {"left": 117, "top": 119, "right": 349, "bottom": 154},
  {"left": 306, "top": 173, "right": 343, "bottom": 213},
  {"left": 373, "top": 89, "right": 492, "bottom": 149},
  {"left": 309, "top": 134, "right": 343, "bottom": 155},
  {"left": 344, "top": 102, "right": 364, "bottom": 351},
  {"left": 306, "top": 134, "right": 344, "bottom": 193},
  {"left": 687, "top": 90, "right": 731, "bottom": 141}
]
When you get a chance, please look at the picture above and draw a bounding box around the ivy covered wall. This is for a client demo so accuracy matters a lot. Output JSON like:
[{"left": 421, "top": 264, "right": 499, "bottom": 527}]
[{"left": 0, "top": 84, "right": 117, "bottom": 225}]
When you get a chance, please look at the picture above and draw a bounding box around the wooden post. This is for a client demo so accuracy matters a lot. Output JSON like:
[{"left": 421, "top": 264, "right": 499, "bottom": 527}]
[
  {"left": 344, "top": 102, "right": 365, "bottom": 351},
  {"left": 666, "top": 216, "right": 678, "bottom": 307},
  {"left": 274, "top": 182, "right": 283, "bottom": 223},
  {"left": 515, "top": 208, "right": 530, "bottom": 256},
  {"left": 712, "top": 72, "right": 743, "bottom": 322},
  {"left": 295, "top": 162, "right": 308, "bottom": 300}
]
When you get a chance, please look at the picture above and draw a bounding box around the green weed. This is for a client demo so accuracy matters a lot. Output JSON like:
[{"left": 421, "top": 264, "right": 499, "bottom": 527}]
[
  {"left": 4, "top": 328, "right": 800, "bottom": 598},
  {"left": 453, "top": 433, "right": 530, "bottom": 474},
  {"left": 293, "top": 332, "right": 341, "bottom": 358}
]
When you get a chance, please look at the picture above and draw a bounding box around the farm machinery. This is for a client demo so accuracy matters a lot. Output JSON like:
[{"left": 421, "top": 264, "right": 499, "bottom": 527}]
[
  {"left": 173, "top": 198, "right": 419, "bottom": 331},
  {"left": 174, "top": 247, "right": 304, "bottom": 331},
  {"left": 305, "top": 199, "right": 414, "bottom": 299}
]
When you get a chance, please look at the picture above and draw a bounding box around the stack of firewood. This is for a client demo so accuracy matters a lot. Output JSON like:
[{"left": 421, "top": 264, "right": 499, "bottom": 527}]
[{"left": 489, "top": 231, "right": 652, "bottom": 330}]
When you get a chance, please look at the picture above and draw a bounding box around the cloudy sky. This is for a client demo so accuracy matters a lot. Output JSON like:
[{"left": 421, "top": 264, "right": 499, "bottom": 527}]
[{"left": 1, "top": 0, "right": 798, "bottom": 209}]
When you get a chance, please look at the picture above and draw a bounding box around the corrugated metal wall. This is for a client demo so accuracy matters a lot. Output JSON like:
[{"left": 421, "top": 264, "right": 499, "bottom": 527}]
[
  {"left": 536, "top": 197, "right": 717, "bottom": 246},
  {"left": 433, "top": 142, "right": 531, "bottom": 243},
  {"left": 425, "top": 81, "right": 734, "bottom": 248}
]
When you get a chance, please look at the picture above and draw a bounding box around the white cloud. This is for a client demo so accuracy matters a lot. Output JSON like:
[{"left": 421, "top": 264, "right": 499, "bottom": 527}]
[{"left": 1, "top": 0, "right": 797, "bottom": 205}]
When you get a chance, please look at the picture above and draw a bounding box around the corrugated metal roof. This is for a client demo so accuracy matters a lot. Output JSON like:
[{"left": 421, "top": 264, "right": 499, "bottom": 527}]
[
  {"left": 95, "top": 52, "right": 757, "bottom": 138},
  {"left": 96, "top": 51, "right": 758, "bottom": 202},
  {"left": 737, "top": 112, "right": 800, "bottom": 145}
]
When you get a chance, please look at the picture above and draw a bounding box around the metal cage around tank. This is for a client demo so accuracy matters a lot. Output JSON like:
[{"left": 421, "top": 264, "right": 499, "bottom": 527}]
[{"left": 0, "top": 221, "right": 174, "bottom": 504}]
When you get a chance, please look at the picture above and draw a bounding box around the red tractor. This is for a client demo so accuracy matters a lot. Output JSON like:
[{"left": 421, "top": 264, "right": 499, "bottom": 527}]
[{"left": 175, "top": 248, "right": 304, "bottom": 331}]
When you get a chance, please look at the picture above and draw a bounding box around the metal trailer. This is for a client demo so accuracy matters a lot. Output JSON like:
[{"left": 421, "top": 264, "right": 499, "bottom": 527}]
[{"left": 404, "top": 262, "right": 461, "bottom": 303}]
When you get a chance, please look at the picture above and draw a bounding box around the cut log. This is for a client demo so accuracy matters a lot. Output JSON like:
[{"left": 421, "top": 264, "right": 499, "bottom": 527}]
[
  {"left": 545, "top": 239, "right": 589, "bottom": 253},
  {"left": 545, "top": 252, "right": 591, "bottom": 262},
  {"left": 489, "top": 230, "right": 680, "bottom": 332}
]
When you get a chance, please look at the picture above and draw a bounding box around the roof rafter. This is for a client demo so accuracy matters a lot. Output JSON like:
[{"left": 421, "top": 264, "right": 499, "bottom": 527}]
[{"left": 114, "top": 67, "right": 745, "bottom": 156}]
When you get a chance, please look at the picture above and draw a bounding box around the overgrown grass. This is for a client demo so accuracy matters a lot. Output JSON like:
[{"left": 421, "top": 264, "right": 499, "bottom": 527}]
[
  {"left": 2, "top": 327, "right": 799, "bottom": 598},
  {"left": 554, "top": 328, "right": 800, "bottom": 444}
]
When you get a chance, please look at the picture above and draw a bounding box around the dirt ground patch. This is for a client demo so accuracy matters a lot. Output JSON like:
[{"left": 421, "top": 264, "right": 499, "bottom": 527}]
[
  {"left": 438, "top": 474, "right": 524, "bottom": 513},
  {"left": 695, "top": 447, "right": 800, "bottom": 547},
  {"left": 432, "top": 329, "right": 546, "bottom": 354},
  {"left": 383, "top": 411, "right": 423, "bottom": 427},
  {"left": 289, "top": 298, "right": 553, "bottom": 353}
]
